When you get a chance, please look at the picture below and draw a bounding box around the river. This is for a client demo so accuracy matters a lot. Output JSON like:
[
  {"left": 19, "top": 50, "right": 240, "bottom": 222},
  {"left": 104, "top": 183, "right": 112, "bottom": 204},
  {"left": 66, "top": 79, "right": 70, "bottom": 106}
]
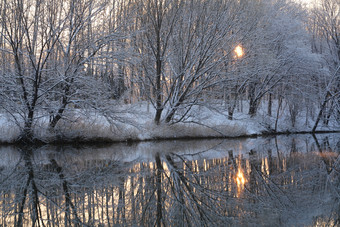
[{"left": 0, "top": 133, "right": 339, "bottom": 226}]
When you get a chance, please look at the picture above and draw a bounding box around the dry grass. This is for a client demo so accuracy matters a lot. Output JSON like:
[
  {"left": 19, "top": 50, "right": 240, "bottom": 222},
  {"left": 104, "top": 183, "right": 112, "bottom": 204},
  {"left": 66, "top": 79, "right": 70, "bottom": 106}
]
[{"left": 141, "top": 122, "right": 247, "bottom": 140}]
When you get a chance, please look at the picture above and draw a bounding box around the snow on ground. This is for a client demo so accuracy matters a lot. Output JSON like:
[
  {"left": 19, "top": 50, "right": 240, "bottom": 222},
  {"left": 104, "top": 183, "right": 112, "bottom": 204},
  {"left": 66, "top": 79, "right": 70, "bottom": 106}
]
[
  {"left": 0, "top": 115, "right": 21, "bottom": 142},
  {"left": 0, "top": 100, "right": 339, "bottom": 143}
]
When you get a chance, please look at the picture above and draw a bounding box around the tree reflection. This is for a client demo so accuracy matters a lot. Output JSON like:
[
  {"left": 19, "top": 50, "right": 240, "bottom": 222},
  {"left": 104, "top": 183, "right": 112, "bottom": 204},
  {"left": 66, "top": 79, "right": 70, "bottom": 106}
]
[{"left": 0, "top": 135, "right": 339, "bottom": 226}]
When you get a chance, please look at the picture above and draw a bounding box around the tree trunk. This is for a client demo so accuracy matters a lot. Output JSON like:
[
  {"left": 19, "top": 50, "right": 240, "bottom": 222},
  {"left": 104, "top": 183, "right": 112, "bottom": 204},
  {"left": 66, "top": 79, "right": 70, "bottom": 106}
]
[
  {"left": 248, "top": 99, "right": 258, "bottom": 117},
  {"left": 114, "top": 65, "right": 126, "bottom": 99},
  {"left": 155, "top": 108, "right": 163, "bottom": 125},
  {"left": 49, "top": 108, "right": 65, "bottom": 129},
  {"left": 274, "top": 96, "right": 282, "bottom": 132},
  {"left": 228, "top": 109, "right": 234, "bottom": 120},
  {"left": 228, "top": 88, "right": 238, "bottom": 120},
  {"left": 268, "top": 93, "right": 272, "bottom": 117},
  {"left": 21, "top": 109, "right": 35, "bottom": 143},
  {"left": 248, "top": 82, "right": 258, "bottom": 117},
  {"left": 49, "top": 93, "right": 69, "bottom": 130},
  {"left": 312, "top": 92, "right": 330, "bottom": 132},
  {"left": 154, "top": 30, "right": 163, "bottom": 124}
]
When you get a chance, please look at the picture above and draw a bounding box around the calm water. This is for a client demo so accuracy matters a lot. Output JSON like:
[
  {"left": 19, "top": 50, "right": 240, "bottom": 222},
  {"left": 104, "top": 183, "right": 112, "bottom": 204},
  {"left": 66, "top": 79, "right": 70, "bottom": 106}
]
[{"left": 0, "top": 134, "right": 339, "bottom": 226}]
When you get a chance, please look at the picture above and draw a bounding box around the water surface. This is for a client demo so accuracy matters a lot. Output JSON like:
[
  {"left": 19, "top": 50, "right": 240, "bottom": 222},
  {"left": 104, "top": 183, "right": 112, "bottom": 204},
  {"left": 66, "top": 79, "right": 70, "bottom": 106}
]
[{"left": 0, "top": 134, "right": 339, "bottom": 226}]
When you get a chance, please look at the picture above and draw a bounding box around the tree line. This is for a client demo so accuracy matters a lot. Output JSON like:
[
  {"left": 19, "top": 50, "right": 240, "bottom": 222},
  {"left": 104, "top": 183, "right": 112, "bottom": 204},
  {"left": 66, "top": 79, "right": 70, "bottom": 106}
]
[{"left": 0, "top": 0, "right": 339, "bottom": 142}]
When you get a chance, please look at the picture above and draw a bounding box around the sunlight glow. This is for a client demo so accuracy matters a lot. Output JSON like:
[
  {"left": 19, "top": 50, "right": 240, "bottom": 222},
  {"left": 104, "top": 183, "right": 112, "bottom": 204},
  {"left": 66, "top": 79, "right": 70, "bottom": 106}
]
[
  {"left": 235, "top": 159, "right": 247, "bottom": 197},
  {"left": 234, "top": 45, "right": 244, "bottom": 58},
  {"left": 236, "top": 168, "right": 246, "bottom": 186}
]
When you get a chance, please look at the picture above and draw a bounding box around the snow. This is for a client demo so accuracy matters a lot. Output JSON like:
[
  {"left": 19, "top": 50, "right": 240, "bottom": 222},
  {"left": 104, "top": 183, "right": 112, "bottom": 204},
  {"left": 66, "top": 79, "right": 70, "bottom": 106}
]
[
  {"left": 0, "top": 100, "right": 339, "bottom": 144},
  {"left": 1, "top": 131, "right": 337, "bottom": 167}
]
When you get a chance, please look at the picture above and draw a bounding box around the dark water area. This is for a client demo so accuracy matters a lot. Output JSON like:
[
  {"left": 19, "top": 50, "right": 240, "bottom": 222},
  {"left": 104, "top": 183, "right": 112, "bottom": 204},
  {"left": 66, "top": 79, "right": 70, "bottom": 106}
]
[{"left": 0, "top": 134, "right": 339, "bottom": 226}]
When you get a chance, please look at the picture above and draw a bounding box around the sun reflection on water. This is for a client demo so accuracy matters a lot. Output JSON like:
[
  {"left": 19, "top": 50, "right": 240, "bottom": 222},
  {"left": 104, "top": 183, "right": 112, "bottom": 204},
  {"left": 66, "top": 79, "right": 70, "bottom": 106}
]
[
  {"left": 236, "top": 168, "right": 246, "bottom": 187},
  {"left": 235, "top": 158, "right": 247, "bottom": 197}
]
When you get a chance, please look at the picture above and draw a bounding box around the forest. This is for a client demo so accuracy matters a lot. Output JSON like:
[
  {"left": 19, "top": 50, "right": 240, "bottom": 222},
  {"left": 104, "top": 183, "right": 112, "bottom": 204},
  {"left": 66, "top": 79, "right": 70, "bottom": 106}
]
[{"left": 0, "top": 0, "right": 339, "bottom": 143}]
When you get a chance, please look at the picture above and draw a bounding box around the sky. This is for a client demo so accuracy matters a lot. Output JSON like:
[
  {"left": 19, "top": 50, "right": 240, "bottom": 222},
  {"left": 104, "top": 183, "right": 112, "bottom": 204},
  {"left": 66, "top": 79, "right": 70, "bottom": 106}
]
[
  {"left": 296, "top": 0, "right": 313, "bottom": 2},
  {"left": 295, "top": 0, "right": 316, "bottom": 6},
  {"left": 294, "top": 0, "right": 320, "bottom": 9}
]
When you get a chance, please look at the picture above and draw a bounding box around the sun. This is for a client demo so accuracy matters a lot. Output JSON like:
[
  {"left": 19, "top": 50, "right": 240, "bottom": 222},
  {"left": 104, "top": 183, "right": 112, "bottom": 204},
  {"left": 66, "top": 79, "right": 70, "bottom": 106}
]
[{"left": 234, "top": 45, "right": 244, "bottom": 58}]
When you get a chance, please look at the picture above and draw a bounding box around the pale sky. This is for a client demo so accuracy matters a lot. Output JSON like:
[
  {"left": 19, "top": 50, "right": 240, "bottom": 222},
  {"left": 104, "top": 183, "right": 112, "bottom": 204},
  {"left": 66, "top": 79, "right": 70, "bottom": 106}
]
[
  {"left": 295, "top": 0, "right": 317, "bottom": 8},
  {"left": 296, "top": 0, "right": 313, "bottom": 2}
]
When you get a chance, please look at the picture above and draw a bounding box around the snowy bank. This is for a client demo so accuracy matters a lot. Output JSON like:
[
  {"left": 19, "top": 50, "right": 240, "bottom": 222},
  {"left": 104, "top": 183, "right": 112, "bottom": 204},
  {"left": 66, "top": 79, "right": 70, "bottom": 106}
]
[{"left": 0, "top": 101, "right": 339, "bottom": 144}]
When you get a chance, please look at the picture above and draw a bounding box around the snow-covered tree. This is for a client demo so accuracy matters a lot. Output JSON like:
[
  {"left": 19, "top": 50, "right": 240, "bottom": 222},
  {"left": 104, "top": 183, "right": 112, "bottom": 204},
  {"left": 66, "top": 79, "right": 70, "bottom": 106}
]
[
  {"left": 309, "top": 0, "right": 340, "bottom": 131},
  {"left": 239, "top": 0, "right": 320, "bottom": 118},
  {"left": 131, "top": 0, "right": 261, "bottom": 124},
  {"left": 0, "top": 0, "right": 122, "bottom": 142}
]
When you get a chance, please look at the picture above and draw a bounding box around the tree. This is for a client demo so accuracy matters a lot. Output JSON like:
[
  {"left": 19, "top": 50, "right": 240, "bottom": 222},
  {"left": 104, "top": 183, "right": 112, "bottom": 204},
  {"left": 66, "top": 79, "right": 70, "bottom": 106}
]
[
  {"left": 241, "top": 0, "right": 316, "bottom": 118},
  {"left": 0, "top": 0, "right": 121, "bottom": 142},
  {"left": 309, "top": 0, "right": 340, "bottom": 131},
  {"left": 132, "top": 0, "right": 181, "bottom": 124},
  {"left": 133, "top": 0, "right": 252, "bottom": 124},
  {"left": 0, "top": 0, "right": 65, "bottom": 141},
  {"left": 162, "top": 0, "right": 241, "bottom": 123}
]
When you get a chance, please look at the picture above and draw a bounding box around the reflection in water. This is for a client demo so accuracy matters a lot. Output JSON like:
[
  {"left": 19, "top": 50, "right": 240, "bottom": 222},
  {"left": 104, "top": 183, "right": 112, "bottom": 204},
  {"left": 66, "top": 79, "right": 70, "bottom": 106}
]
[
  {"left": 235, "top": 156, "right": 246, "bottom": 198},
  {"left": 0, "top": 134, "right": 339, "bottom": 226}
]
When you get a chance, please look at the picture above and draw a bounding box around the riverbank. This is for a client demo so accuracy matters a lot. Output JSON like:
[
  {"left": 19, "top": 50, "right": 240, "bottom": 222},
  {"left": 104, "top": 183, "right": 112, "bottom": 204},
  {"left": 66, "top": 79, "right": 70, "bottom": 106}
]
[{"left": 0, "top": 102, "right": 339, "bottom": 144}]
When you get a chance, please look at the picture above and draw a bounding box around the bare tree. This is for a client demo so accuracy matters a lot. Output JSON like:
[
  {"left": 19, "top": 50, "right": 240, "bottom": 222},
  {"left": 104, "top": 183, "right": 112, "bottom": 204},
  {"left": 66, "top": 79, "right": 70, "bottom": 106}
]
[
  {"left": 132, "top": 0, "right": 251, "bottom": 124},
  {"left": 0, "top": 0, "right": 122, "bottom": 142},
  {"left": 162, "top": 0, "right": 241, "bottom": 123},
  {"left": 0, "top": 0, "right": 65, "bottom": 141},
  {"left": 309, "top": 0, "right": 340, "bottom": 131},
  {"left": 133, "top": 0, "right": 181, "bottom": 124},
  {"left": 241, "top": 0, "right": 315, "bottom": 118}
]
